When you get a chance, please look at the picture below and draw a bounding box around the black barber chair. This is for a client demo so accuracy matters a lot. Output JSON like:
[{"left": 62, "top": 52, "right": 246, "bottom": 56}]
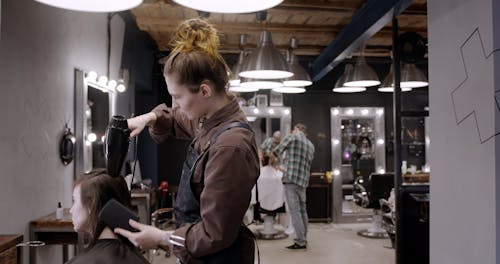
[
  {"left": 255, "top": 204, "right": 288, "bottom": 240},
  {"left": 341, "top": 164, "right": 355, "bottom": 198},
  {"left": 353, "top": 173, "right": 394, "bottom": 238}
]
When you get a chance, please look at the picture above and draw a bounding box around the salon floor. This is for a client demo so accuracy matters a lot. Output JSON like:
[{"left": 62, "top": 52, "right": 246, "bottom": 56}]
[{"left": 150, "top": 223, "right": 394, "bottom": 264}]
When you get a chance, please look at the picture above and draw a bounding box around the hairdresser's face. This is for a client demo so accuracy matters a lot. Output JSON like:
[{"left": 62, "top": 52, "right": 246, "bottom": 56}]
[
  {"left": 165, "top": 74, "right": 207, "bottom": 120},
  {"left": 70, "top": 185, "right": 90, "bottom": 232}
]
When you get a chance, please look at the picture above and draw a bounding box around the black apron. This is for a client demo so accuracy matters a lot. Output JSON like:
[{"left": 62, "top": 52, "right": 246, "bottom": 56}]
[{"left": 174, "top": 122, "right": 253, "bottom": 264}]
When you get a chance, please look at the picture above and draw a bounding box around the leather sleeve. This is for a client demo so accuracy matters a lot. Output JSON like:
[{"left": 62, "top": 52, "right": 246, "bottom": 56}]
[{"left": 148, "top": 104, "right": 198, "bottom": 143}]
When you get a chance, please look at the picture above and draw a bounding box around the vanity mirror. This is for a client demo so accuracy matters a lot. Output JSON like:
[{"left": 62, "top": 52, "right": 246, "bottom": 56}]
[
  {"left": 74, "top": 69, "right": 116, "bottom": 178},
  {"left": 330, "top": 107, "right": 386, "bottom": 223},
  {"left": 241, "top": 106, "right": 292, "bottom": 145}
]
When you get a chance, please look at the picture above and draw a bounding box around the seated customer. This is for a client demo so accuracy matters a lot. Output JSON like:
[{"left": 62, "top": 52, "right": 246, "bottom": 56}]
[
  {"left": 256, "top": 154, "right": 285, "bottom": 211},
  {"left": 66, "top": 170, "right": 150, "bottom": 264}
]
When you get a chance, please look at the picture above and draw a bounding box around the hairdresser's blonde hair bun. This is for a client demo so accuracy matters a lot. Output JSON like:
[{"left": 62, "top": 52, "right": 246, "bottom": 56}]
[{"left": 171, "top": 19, "right": 221, "bottom": 60}]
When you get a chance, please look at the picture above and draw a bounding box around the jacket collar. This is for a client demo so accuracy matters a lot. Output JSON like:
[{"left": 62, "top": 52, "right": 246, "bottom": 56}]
[{"left": 201, "top": 96, "right": 240, "bottom": 132}]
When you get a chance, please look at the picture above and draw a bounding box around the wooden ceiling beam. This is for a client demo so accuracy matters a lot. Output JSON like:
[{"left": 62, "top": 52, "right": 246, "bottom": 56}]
[
  {"left": 136, "top": 17, "right": 345, "bottom": 33},
  {"left": 136, "top": 17, "right": 426, "bottom": 37}
]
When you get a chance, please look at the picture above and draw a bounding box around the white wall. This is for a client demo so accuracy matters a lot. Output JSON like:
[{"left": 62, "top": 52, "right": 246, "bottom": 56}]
[
  {"left": 0, "top": 0, "right": 126, "bottom": 263},
  {"left": 428, "top": 0, "right": 498, "bottom": 263}
]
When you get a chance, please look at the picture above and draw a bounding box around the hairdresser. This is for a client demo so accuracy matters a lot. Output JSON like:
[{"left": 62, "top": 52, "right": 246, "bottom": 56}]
[{"left": 114, "top": 18, "right": 260, "bottom": 264}]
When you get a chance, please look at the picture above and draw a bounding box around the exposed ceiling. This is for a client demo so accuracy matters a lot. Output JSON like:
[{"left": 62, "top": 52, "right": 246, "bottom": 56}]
[{"left": 131, "top": 0, "right": 427, "bottom": 59}]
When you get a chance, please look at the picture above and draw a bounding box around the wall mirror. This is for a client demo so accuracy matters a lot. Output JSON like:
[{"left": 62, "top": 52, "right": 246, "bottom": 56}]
[
  {"left": 330, "top": 107, "right": 386, "bottom": 223},
  {"left": 74, "top": 69, "right": 116, "bottom": 178},
  {"left": 241, "top": 106, "right": 292, "bottom": 150}
]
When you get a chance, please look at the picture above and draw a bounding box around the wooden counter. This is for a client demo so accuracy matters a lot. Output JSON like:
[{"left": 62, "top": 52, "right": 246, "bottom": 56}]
[
  {"left": 0, "top": 234, "right": 23, "bottom": 264},
  {"left": 29, "top": 209, "right": 82, "bottom": 264}
]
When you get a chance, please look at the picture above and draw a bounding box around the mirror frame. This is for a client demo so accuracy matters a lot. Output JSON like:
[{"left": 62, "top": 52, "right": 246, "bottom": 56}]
[
  {"left": 241, "top": 106, "right": 292, "bottom": 140},
  {"left": 74, "top": 69, "right": 116, "bottom": 178},
  {"left": 330, "top": 107, "right": 386, "bottom": 223}
]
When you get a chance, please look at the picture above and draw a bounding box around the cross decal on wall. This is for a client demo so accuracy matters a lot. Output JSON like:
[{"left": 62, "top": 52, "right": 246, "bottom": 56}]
[{"left": 451, "top": 28, "right": 500, "bottom": 144}]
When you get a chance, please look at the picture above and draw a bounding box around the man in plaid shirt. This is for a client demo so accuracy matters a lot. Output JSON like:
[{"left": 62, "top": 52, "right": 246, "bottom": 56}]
[{"left": 272, "top": 123, "right": 315, "bottom": 250}]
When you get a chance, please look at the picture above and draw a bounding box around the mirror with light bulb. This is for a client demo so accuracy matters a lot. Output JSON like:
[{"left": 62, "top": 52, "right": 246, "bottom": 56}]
[
  {"left": 74, "top": 69, "right": 116, "bottom": 178},
  {"left": 240, "top": 106, "right": 292, "bottom": 152},
  {"left": 330, "top": 107, "right": 386, "bottom": 223}
]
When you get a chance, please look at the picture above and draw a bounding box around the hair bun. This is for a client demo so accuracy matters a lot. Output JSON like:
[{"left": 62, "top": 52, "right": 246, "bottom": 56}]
[{"left": 171, "top": 18, "right": 220, "bottom": 59}]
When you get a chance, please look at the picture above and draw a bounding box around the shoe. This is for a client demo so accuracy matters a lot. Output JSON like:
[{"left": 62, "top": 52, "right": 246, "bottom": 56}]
[
  {"left": 284, "top": 227, "right": 294, "bottom": 235},
  {"left": 286, "top": 243, "right": 306, "bottom": 250}
]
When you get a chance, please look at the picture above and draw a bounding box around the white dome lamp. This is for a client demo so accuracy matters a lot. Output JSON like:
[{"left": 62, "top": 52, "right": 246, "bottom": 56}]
[
  {"left": 173, "top": 0, "right": 283, "bottom": 14},
  {"left": 34, "top": 0, "right": 143, "bottom": 12}
]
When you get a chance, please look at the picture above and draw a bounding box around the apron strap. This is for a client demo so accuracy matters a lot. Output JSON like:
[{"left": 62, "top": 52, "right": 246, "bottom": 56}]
[{"left": 191, "top": 122, "right": 253, "bottom": 174}]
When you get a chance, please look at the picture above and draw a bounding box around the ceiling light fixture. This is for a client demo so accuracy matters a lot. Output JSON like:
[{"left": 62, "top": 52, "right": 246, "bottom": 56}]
[
  {"left": 272, "top": 86, "right": 306, "bottom": 94},
  {"left": 229, "top": 35, "right": 247, "bottom": 86},
  {"left": 378, "top": 63, "right": 423, "bottom": 92},
  {"left": 34, "top": 0, "right": 143, "bottom": 12},
  {"left": 332, "top": 64, "right": 366, "bottom": 93},
  {"left": 228, "top": 85, "right": 259, "bottom": 93},
  {"left": 343, "top": 45, "right": 380, "bottom": 87},
  {"left": 239, "top": 12, "right": 292, "bottom": 79},
  {"left": 239, "top": 30, "right": 292, "bottom": 79},
  {"left": 400, "top": 63, "right": 428, "bottom": 88},
  {"left": 240, "top": 79, "right": 283, "bottom": 90},
  {"left": 173, "top": 0, "right": 283, "bottom": 14},
  {"left": 283, "top": 38, "right": 312, "bottom": 87}
]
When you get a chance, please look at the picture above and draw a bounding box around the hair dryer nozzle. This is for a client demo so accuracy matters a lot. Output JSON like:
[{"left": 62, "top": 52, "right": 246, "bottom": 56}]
[{"left": 105, "top": 115, "right": 131, "bottom": 177}]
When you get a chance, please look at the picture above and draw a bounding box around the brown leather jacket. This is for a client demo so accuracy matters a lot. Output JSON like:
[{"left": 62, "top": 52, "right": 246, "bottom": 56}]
[{"left": 149, "top": 97, "right": 259, "bottom": 264}]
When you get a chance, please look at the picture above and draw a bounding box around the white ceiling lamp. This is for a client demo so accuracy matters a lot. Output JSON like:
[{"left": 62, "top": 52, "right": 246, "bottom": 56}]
[
  {"left": 34, "top": 0, "right": 143, "bottom": 12},
  {"left": 343, "top": 45, "right": 380, "bottom": 87},
  {"left": 332, "top": 64, "right": 366, "bottom": 93},
  {"left": 173, "top": 0, "right": 283, "bottom": 14},
  {"left": 283, "top": 38, "right": 312, "bottom": 87},
  {"left": 239, "top": 12, "right": 292, "bottom": 79},
  {"left": 228, "top": 85, "right": 259, "bottom": 93},
  {"left": 240, "top": 78, "right": 283, "bottom": 90},
  {"left": 272, "top": 86, "right": 306, "bottom": 94}
]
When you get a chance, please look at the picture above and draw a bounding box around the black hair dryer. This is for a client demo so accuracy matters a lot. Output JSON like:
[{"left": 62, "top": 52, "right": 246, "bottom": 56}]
[{"left": 105, "top": 115, "right": 130, "bottom": 178}]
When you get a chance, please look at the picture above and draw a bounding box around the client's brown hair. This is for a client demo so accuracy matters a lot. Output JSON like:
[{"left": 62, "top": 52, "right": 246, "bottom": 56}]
[{"left": 74, "top": 169, "right": 131, "bottom": 248}]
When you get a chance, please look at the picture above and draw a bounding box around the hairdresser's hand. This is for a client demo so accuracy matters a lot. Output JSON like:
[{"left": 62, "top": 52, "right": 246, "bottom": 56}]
[
  {"left": 127, "top": 112, "right": 157, "bottom": 138},
  {"left": 115, "top": 219, "right": 173, "bottom": 250}
]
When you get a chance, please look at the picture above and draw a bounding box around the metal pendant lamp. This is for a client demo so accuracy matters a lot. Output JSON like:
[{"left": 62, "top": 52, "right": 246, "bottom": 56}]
[
  {"left": 333, "top": 64, "right": 366, "bottom": 93},
  {"left": 272, "top": 86, "right": 306, "bottom": 94},
  {"left": 34, "top": 0, "right": 143, "bottom": 12},
  {"left": 229, "top": 35, "right": 247, "bottom": 87},
  {"left": 400, "top": 63, "right": 428, "bottom": 88},
  {"left": 228, "top": 84, "right": 259, "bottom": 93},
  {"left": 378, "top": 63, "right": 421, "bottom": 92},
  {"left": 229, "top": 51, "right": 244, "bottom": 86},
  {"left": 343, "top": 45, "right": 380, "bottom": 87},
  {"left": 283, "top": 38, "right": 312, "bottom": 87},
  {"left": 239, "top": 30, "right": 293, "bottom": 80},
  {"left": 173, "top": 0, "right": 283, "bottom": 14},
  {"left": 240, "top": 78, "right": 283, "bottom": 91}
]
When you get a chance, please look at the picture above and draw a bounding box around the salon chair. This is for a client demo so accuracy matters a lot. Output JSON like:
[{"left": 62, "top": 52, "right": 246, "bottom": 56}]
[
  {"left": 149, "top": 184, "right": 178, "bottom": 260},
  {"left": 341, "top": 164, "right": 355, "bottom": 198},
  {"left": 353, "top": 173, "right": 394, "bottom": 238},
  {"left": 255, "top": 204, "right": 288, "bottom": 240}
]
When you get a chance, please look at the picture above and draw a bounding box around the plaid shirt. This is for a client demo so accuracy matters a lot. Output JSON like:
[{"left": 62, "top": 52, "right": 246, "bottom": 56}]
[
  {"left": 273, "top": 131, "right": 314, "bottom": 187},
  {"left": 260, "top": 137, "right": 279, "bottom": 152}
]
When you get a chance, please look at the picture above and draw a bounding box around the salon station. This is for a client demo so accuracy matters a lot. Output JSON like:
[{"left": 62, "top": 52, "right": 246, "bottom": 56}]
[{"left": 1, "top": 0, "right": 499, "bottom": 263}]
